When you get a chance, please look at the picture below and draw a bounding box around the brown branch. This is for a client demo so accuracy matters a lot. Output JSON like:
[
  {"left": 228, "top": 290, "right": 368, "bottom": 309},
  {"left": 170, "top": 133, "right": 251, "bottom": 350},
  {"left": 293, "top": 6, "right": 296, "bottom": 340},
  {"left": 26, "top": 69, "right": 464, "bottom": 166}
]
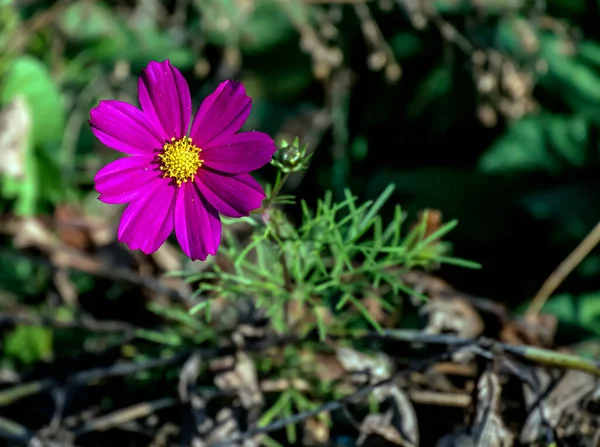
[
  {"left": 0, "top": 353, "right": 188, "bottom": 409},
  {"left": 375, "top": 330, "right": 600, "bottom": 376},
  {"left": 0, "top": 413, "right": 76, "bottom": 447},
  {"left": 0, "top": 333, "right": 297, "bottom": 409},
  {"left": 210, "top": 349, "right": 457, "bottom": 447},
  {"left": 211, "top": 329, "right": 600, "bottom": 447},
  {"left": 74, "top": 398, "right": 178, "bottom": 436},
  {"left": 0, "top": 247, "right": 192, "bottom": 304},
  {"left": 527, "top": 220, "right": 600, "bottom": 318},
  {"left": 0, "top": 312, "right": 135, "bottom": 334},
  {"left": 303, "top": 0, "right": 372, "bottom": 3}
]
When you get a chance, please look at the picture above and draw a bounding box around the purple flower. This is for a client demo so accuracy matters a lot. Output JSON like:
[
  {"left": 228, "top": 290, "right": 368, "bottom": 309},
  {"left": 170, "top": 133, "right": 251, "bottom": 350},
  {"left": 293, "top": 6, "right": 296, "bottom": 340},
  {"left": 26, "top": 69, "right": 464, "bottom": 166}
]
[{"left": 90, "top": 60, "right": 276, "bottom": 261}]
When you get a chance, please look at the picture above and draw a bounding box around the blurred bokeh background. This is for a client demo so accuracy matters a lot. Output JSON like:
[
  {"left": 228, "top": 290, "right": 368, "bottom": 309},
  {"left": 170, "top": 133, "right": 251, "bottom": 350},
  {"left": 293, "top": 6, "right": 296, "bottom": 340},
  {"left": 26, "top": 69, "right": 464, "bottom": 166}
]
[{"left": 2, "top": 0, "right": 600, "bottom": 444}]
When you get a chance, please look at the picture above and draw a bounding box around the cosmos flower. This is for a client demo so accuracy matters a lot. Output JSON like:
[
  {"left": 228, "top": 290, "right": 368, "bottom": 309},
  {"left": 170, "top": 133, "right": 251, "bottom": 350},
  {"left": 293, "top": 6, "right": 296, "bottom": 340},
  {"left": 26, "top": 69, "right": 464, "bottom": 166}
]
[{"left": 89, "top": 60, "right": 276, "bottom": 261}]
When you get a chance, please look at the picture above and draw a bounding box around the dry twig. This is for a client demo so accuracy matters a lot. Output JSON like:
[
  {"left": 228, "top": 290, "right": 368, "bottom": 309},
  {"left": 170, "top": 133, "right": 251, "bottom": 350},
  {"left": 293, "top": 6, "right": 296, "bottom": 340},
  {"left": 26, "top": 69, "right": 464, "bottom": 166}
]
[{"left": 527, "top": 220, "right": 600, "bottom": 318}]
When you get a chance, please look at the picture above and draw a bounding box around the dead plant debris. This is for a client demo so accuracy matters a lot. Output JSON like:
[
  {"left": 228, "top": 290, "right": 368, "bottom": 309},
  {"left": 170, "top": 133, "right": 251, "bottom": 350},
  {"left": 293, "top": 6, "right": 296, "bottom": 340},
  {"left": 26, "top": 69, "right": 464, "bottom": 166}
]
[{"left": 1, "top": 213, "right": 599, "bottom": 447}]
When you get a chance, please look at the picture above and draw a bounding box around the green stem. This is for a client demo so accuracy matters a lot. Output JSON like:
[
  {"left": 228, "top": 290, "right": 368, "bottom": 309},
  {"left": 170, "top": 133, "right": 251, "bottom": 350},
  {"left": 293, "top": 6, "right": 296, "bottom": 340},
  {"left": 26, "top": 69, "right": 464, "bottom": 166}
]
[
  {"left": 263, "top": 171, "right": 291, "bottom": 211},
  {"left": 377, "top": 330, "right": 600, "bottom": 376}
]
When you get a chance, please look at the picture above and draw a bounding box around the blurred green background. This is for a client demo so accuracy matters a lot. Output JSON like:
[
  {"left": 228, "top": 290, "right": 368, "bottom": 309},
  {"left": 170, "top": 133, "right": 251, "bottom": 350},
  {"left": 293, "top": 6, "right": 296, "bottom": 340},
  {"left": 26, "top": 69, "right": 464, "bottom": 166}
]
[{"left": 1, "top": 0, "right": 600, "bottom": 395}]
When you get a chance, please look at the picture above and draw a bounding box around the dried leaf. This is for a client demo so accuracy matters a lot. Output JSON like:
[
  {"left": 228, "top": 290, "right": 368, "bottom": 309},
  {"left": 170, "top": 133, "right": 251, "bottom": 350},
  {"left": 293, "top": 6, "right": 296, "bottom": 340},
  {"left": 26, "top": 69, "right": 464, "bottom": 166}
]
[
  {"left": 50, "top": 246, "right": 104, "bottom": 274},
  {"left": 303, "top": 416, "right": 330, "bottom": 445},
  {"left": 363, "top": 293, "right": 386, "bottom": 325},
  {"left": 53, "top": 268, "right": 78, "bottom": 306},
  {"left": 287, "top": 298, "right": 334, "bottom": 334},
  {"left": 357, "top": 386, "right": 419, "bottom": 447},
  {"left": 520, "top": 369, "right": 598, "bottom": 443},
  {"left": 336, "top": 347, "right": 392, "bottom": 381},
  {"left": 151, "top": 242, "right": 183, "bottom": 272},
  {"left": 201, "top": 408, "right": 241, "bottom": 447},
  {"left": 358, "top": 409, "right": 405, "bottom": 446},
  {"left": 54, "top": 204, "right": 92, "bottom": 250},
  {"left": 260, "top": 378, "right": 311, "bottom": 393},
  {"left": 473, "top": 371, "right": 514, "bottom": 447},
  {"left": 192, "top": 405, "right": 260, "bottom": 447},
  {"left": 213, "top": 352, "right": 263, "bottom": 410},
  {"left": 0, "top": 96, "right": 30, "bottom": 179},
  {"left": 421, "top": 296, "right": 484, "bottom": 339},
  {"left": 85, "top": 213, "right": 116, "bottom": 246},
  {"left": 336, "top": 347, "right": 392, "bottom": 400},
  {"left": 336, "top": 348, "right": 418, "bottom": 447},
  {"left": 178, "top": 352, "right": 202, "bottom": 404},
  {"left": 409, "top": 209, "right": 444, "bottom": 240},
  {"left": 401, "top": 270, "right": 452, "bottom": 297},
  {"left": 500, "top": 314, "right": 557, "bottom": 347},
  {"left": 407, "top": 390, "right": 470, "bottom": 408},
  {"left": 11, "top": 216, "right": 57, "bottom": 251},
  {"left": 300, "top": 350, "right": 346, "bottom": 382}
]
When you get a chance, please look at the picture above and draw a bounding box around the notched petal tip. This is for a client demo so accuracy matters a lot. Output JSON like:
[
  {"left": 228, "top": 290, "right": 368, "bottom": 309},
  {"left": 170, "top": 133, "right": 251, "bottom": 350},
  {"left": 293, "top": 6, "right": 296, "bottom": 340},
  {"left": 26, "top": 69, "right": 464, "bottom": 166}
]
[
  {"left": 138, "top": 59, "right": 191, "bottom": 140},
  {"left": 88, "top": 100, "right": 110, "bottom": 123},
  {"left": 140, "top": 60, "right": 175, "bottom": 79},
  {"left": 144, "top": 59, "right": 172, "bottom": 70},
  {"left": 189, "top": 250, "right": 216, "bottom": 262},
  {"left": 219, "top": 79, "right": 246, "bottom": 94},
  {"left": 189, "top": 79, "right": 252, "bottom": 146}
]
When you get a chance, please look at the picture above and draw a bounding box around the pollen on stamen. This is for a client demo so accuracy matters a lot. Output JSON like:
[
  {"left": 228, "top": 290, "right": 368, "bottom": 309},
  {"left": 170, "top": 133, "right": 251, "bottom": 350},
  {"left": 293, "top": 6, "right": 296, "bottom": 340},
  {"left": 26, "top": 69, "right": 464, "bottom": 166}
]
[{"left": 158, "top": 136, "right": 204, "bottom": 186}]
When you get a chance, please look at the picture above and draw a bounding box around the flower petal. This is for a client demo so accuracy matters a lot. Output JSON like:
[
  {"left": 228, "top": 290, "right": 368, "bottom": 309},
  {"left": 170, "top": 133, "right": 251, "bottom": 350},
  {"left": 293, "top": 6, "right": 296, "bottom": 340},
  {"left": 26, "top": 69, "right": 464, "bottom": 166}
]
[
  {"left": 94, "top": 156, "right": 160, "bottom": 204},
  {"left": 197, "top": 171, "right": 265, "bottom": 218},
  {"left": 90, "top": 100, "right": 164, "bottom": 156},
  {"left": 117, "top": 180, "right": 176, "bottom": 254},
  {"left": 189, "top": 80, "right": 251, "bottom": 147},
  {"left": 174, "top": 182, "right": 221, "bottom": 261},
  {"left": 201, "top": 131, "right": 276, "bottom": 174},
  {"left": 138, "top": 60, "right": 192, "bottom": 140}
]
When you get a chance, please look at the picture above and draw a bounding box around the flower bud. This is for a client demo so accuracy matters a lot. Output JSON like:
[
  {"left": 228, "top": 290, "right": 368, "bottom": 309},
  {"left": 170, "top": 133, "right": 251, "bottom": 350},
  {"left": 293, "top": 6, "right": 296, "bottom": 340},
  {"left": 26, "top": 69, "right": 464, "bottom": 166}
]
[{"left": 271, "top": 137, "right": 312, "bottom": 173}]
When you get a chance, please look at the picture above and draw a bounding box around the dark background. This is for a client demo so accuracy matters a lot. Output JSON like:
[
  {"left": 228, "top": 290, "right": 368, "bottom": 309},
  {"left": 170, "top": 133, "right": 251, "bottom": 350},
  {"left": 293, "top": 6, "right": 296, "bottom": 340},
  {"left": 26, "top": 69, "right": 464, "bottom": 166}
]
[{"left": 1, "top": 0, "right": 600, "bottom": 443}]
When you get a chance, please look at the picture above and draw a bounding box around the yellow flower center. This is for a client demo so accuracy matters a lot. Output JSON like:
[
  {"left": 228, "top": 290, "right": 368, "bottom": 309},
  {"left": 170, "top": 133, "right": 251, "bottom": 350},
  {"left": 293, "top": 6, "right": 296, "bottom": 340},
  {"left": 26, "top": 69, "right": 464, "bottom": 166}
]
[{"left": 158, "top": 136, "right": 203, "bottom": 186}]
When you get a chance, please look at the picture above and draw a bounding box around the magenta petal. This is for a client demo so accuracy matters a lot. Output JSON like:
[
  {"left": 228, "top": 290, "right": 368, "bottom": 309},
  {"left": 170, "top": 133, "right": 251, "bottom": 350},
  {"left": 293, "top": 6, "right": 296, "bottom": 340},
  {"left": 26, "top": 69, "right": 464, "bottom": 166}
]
[
  {"left": 174, "top": 182, "right": 221, "bottom": 261},
  {"left": 90, "top": 100, "right": 163, "bottom": 156},
  {"left": 197, "top": 171, "right": 265, "bottom": 218},
  {"left": 201, "top": 131, "right": 276, "bottom": 174},
  {"left": 117, "top": 180, "right": 176, "bottom": 254},
  {"left": 94, "top": 156, "right": 160, "bottom": 204},
  {"left": 138, "top": 60, "right": 192, "bottom": 140},
  {"left": 189, "top": 80, "right": 251, "bottom": 147}
]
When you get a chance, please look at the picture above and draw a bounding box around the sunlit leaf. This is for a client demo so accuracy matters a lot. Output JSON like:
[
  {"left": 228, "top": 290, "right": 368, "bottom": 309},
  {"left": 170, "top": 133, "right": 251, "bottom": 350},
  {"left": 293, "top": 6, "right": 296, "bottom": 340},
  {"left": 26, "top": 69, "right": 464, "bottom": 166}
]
[{"left": 4, "top": 325, "right": 53, "bottom": 365}]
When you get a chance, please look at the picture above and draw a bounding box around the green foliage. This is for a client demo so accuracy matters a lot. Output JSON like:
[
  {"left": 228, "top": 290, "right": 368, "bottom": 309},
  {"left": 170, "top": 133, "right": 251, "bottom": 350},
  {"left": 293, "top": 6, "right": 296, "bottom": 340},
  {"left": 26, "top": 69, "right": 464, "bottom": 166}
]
[
  {"left": 58, "top": 1, "right": 117, "bottom": 42},
  {"left": 479, "top": 114, "right": 588, "bottom": 174},
  {"left": 2, "top": 0, "right": 600, "bottom": 444},
  {"left": 197, "top": 0, "right": 296, "bottom": 53},
  {"left": 182, "top": 155, "right": 479, "bottom": 337},
  {"left": 0, "top": 56, "right": 64, "bottom": 146},
  {"left": 56, "top": 1, "right": 194, "bottom": 69},
  {"left": 536, "top": 291, "right": 600, "bottom": 338},
  {"left": 0, "top": 254, "right": 50, "bottom": 297},
  {"left": 407, "top": 66, "right": 453, "bottom": 118},
  {"left": 390, "top": 32, "right": 423, "bottom": 60},
  {"left": 136, "top": 301, "right": 217, "bottom": 347},
  {"left": 0, "top": 56, "right": 66, "bottom": 214},
  {"left": 539, "top": 35, "right": 600, "bottom": 124},
  {"left": 3, "top": 325, "right": 53, "bottom": 365}
]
